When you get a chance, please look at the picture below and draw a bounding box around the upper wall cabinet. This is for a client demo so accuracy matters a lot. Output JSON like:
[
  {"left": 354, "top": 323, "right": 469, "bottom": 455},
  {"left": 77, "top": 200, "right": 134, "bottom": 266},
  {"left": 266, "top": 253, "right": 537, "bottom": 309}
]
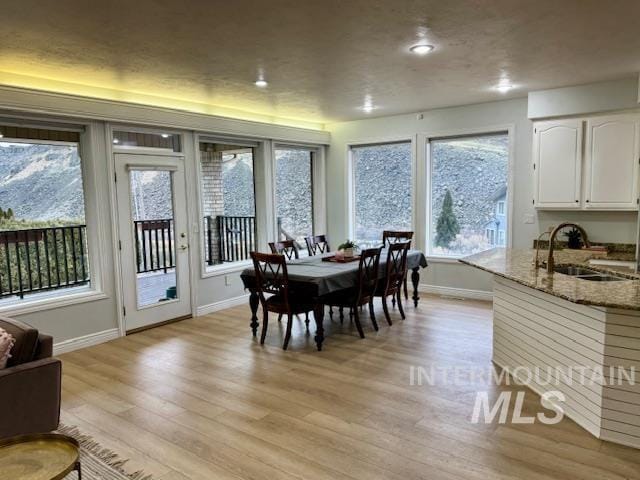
[
  {"left": 533, "top": 119, "right": 583, "bottom": 209},
  {"left": 584, "top": 114, "right": 640, "bottom": 209},
  {"left": 533, "top": 113, "right": 640, "bottom": 211}
]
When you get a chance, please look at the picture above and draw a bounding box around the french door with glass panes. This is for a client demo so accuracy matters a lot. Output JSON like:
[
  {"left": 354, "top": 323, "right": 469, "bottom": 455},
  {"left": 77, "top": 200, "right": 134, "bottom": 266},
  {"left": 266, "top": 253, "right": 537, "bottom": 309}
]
[{"left": 114, "top": 153, "right": 191, "bottom": 331}]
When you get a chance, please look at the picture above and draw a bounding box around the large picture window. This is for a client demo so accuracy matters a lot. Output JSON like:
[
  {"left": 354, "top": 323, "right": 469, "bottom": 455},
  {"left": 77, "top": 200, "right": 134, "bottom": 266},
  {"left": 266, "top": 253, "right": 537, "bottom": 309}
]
[
  {"left": 0, "top": 128, "right": 90, "bottom": 301},
  {"left": 352, "top": 141, "right": 412, "bottom": 248},
  {"left": 199, "top": 141, "right": 256, "bottom": 269},
  {"left": 275, "top": 147, "right": 313, "bottom": 250},
  {"left": 428, "top": 132, "right": 509, "bottom": 257}
]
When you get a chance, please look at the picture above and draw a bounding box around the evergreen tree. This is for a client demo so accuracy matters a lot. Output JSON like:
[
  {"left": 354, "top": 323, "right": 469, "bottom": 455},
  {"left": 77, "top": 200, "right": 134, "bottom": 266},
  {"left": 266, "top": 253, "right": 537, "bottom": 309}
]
[
  {"left": 435, "top": 189, "right": 460, "bottom": 248},
  {"left": 0, "top": 208, "right": 4, "bottom": 219},
  {"left": 5, "top": 208, "right": 13, "bottom": 219}
]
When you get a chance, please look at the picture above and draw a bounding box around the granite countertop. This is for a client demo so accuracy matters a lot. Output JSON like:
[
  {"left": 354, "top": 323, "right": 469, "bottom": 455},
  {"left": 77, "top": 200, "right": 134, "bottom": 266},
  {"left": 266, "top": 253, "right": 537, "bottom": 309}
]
[{"left": 459, "top": 248, "right": 640, "bottom": 310}]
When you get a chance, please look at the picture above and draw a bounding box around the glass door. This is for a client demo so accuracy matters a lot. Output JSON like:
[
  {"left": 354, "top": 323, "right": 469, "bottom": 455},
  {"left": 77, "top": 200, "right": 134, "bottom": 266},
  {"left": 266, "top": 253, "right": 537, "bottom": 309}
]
[{"left": 114, "top": 153, "right": 191, "bottom": 331}]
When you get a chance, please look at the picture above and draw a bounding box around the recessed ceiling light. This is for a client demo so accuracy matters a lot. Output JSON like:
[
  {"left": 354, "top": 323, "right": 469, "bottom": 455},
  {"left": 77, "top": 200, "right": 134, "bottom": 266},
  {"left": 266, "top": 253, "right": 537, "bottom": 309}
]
[
  {"left": 112, "top": 138, "right": 120, "bottom": 144},
  {"left": 255, "top": 79, "right": 268, "bottom": 88},
  {"left": 161, "top": 133, "right": 170, "bottom": 138},
  {"left": 0, "top": 133, "right": 4, "bottom": 138},
  {"left": 494, "top": 78, "right": 515, "bottom": 93},
  {"left": 409, "top": 44, "right": 434, "bottom": 55}
]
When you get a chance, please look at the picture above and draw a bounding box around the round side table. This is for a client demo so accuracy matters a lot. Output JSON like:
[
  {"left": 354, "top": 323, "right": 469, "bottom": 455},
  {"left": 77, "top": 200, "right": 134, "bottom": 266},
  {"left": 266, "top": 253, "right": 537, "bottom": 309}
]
[{"left": 0, "top": 433, "right": 81, "bottom": 480}]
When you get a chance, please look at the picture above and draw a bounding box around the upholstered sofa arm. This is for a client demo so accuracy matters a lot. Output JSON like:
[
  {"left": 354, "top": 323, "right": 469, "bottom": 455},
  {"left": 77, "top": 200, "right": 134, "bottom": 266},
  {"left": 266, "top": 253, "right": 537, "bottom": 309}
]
[{"left": 0, "top": 357, "right": 62, "bottom": 439}]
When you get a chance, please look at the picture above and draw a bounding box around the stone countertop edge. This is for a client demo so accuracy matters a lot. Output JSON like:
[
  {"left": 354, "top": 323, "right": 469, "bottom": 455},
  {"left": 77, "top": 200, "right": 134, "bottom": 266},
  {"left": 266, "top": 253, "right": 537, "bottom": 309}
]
[{"left": 458, "top": 248, "right": 640, "bottom": 311}]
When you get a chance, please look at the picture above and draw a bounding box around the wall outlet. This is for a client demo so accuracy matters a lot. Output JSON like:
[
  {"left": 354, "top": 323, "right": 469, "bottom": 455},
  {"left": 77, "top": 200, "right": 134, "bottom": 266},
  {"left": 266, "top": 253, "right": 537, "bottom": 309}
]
[
  {"left": 225, "top": 275, "right": 232, "bottom": 286},
  {"left": 523, "top": 214, "right": 535, "bottom": 224}
]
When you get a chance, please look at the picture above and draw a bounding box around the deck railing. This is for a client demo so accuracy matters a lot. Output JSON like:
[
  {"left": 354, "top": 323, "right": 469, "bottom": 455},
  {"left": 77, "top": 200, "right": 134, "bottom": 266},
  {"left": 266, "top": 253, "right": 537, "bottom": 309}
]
[
  {"left": 205, "top": 215, "right": 256, "bottom": 264},
  {"left": 134, "top": 219, "right": 175, "bottom": 274},
  {"left": 0, "top": 225, "right": 89, "bottom": 299}
]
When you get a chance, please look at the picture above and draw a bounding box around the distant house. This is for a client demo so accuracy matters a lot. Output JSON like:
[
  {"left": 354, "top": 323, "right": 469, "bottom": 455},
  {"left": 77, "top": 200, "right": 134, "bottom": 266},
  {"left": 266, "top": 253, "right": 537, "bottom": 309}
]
[{"left": 484, "top": 186, "right": 507, "bottom": 247}]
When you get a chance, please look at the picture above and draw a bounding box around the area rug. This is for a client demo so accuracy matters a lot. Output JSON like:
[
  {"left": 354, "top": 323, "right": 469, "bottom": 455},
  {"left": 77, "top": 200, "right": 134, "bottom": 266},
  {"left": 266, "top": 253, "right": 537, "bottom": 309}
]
[{"left": 56, "top": 424, "right": 154, "bottom": 480}]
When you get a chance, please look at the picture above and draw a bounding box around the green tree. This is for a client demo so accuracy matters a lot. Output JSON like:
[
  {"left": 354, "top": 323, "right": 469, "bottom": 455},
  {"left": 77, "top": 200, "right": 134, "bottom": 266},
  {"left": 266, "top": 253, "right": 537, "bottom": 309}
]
[
  {"left": 435, "top": 189, "right": 460, "bottom": 248},
  {"left": 0, "top": 208, "right": 4, "bottom": 220},
  {"left": 5, "top": 208, "right": 13, "bottom": 220}
]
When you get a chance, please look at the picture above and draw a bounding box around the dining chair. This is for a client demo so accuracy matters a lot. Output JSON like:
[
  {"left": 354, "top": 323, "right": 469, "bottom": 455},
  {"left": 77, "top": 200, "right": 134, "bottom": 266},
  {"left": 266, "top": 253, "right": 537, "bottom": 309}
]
[
  {"left": 375, "top": 241, "right": 410, "bottom": 325},
  {"left": 305, "top": 235, "right": 331, "bottom": 256},
  {"left": 269, "top": 240, "right": 299, "bottom": 260},
  {"left": 250, "top": 252, "right": 314, "bottom": 350},
  {"left": 381, "top": 230, "right": 414, "bottom": 302},
  {"left": 321, "top": 247, "right": 382, "bottom": 339}
]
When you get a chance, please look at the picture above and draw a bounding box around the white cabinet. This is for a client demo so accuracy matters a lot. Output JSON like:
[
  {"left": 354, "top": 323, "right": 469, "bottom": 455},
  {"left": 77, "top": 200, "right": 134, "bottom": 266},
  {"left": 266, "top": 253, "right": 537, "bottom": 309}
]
[
  {"left": 533, "top": 113, "right": 640, "bottom": 211},
  {"left": 584, "top": 114, "right": 640, "bottom": 209},
  {"left": 533, "top": 119, "right": 583, "bottom": 209}
]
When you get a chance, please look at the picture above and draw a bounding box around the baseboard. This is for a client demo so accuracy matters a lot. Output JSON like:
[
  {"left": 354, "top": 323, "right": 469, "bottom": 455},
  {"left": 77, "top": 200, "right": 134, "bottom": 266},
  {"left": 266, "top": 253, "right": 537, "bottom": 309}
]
[
  {"left": 53, "top": 328, "right": 120, "bottom": 355},
  {"left": 419, "top": 284, "right": 493, "bottom": 301},
  {"left": 196, "top": 293, "right": 250, "bottom": 316}
]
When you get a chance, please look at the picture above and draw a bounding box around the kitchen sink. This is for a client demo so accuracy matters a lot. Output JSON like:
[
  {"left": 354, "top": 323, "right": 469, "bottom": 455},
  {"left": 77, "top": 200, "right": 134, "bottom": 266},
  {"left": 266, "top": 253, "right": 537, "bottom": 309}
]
[
  {"left": 574, "top": 275, "right": 625, "bottom": 282},
  {"left": 553, "top": 265, "right": 599, "bottom": 276},
  {"left": 552, "top": 265, "right": 627, "bottom": 282}
]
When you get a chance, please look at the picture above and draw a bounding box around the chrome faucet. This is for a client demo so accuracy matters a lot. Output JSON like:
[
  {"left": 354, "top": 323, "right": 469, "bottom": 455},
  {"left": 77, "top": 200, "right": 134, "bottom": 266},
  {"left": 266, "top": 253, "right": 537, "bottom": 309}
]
[
  {"left": 546, "top": 223, "right": 591, "bottom": 274},
  {"left": 533, "top": 228, "right": 553, "bottom": 269}
]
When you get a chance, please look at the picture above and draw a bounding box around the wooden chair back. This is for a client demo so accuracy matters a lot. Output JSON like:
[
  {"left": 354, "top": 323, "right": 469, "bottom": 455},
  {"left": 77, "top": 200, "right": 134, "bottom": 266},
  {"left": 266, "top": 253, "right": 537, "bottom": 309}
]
[
  {"left": 305, "top": 235, "right": 330, "bottom": 256},
  {"left": 355, "top": 247, "right": 383, "bottom": 303},
  {"left": 269, "top": 240, "right": 299, "bottom": 260},
  {"left": 383, "top": 241, "right": 410, "bottom": 292},
  {"left": 250, "top": 252, "right": 290, "bottom": 305},
  {"left": 382, "top": 230, "right": 414, "bottom": 248}
]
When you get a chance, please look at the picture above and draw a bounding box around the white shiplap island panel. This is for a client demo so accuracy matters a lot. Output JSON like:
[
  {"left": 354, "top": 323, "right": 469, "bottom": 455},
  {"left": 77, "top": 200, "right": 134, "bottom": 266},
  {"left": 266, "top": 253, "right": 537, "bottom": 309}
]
[{"left": 493, "top": 277, "right": 640, "bottom": 449}]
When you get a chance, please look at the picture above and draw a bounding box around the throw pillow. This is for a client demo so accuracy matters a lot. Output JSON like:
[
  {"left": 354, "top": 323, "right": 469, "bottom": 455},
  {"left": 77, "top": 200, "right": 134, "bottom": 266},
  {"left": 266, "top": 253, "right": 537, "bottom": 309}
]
[{"left": 0, "top": 327, "right": 15, "bottom": 369}]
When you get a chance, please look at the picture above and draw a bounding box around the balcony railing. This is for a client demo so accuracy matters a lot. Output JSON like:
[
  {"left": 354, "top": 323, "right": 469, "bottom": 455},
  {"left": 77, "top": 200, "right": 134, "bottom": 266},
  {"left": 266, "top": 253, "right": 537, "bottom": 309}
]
[
  {"left": 0, "top": 225, "right": 89, "bottom": 299},
  {"left": 205, "top": 215, "right": 256, "bottom": 264},
  {"left": 134, "top": 219, "right": 175, "bottom": 274}
]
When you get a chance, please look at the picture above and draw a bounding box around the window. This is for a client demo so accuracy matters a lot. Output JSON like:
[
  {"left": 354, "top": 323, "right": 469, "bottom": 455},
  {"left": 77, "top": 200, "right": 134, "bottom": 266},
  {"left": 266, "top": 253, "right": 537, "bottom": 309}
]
[
  {"left": 113, "top": 130, "right": 181, "bottom": 152},
  {"left": 428, "top": 132, "right": 509, "bottom": 257},
  {"left": 0, "top": 128, "right": 91, "bottom": 302},
  {"left": 275, "top": 147, "right": 313, "bottom": 250},
  {"left": 199, "top": 141, "right": 256, "bottom": 269},
  {"left": 352, "top": 141, "right": 412, "bottom": 248}
]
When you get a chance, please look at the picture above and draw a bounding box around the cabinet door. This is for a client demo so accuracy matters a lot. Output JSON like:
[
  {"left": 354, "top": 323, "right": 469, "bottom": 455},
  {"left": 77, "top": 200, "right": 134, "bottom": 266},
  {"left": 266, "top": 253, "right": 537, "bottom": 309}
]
[
  {"left": 533, "top": 119, "right": 583, "bottom": 209},
  {"left": 584, "top": 114, "right": 640, "bottom": 210}
]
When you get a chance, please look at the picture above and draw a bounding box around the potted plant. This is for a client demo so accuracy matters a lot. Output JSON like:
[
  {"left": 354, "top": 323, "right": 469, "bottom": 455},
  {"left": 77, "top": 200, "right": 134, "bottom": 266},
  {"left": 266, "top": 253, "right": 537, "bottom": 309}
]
[
  {"left": 564, "top": 227, "right": 583, "bottom": 249},
  {"left": 337, "top": 240, "right": 358, "bottom": 257}
]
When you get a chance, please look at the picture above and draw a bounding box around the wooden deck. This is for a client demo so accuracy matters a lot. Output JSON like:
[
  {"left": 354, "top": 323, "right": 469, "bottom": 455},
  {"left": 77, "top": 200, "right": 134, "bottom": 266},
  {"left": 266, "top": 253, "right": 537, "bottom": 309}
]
[
  {"left": 137, "top": 271, "right": 176, "bottom": 307},
  {"left": 59, "top": 296, "right": 640, "bottom": 480}
]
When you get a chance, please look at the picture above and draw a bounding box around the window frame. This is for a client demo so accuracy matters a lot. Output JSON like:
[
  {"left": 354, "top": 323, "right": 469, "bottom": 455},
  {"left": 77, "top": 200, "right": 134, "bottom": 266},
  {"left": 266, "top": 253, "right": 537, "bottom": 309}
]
[
  {"left": 271, "top": 143, "right": 323, "bottom": 247},
  {"left": 194, "top": 134, "right": 262, "bottom": 278},
  {"left": 0, "top": 119, "right": 109, "bottom": 315},
  {"left": 347, "top": 137, "right": 417, "bottom": 245},
  {"left": 421, "top": 125, "right": 515, "bottom": 261}
]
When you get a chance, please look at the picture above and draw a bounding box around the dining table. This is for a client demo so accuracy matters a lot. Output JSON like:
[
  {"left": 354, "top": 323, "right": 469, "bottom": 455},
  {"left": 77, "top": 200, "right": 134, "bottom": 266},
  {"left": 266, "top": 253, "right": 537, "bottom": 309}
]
[{"left": 240, "top": 248, "right": 428, "bottom": 350}]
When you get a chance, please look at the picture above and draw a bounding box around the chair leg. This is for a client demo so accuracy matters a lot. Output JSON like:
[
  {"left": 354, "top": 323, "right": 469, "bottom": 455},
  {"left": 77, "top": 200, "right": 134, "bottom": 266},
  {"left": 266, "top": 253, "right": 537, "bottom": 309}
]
[
  {"left": 283, "top": 313, "right": 294, "bottom": 350},
  {"left": 339, "top": 306, "right": 344, "bottom": 323},
  {"left": 369, "top": 300, "right": 379, "bottom": 331},
  {"left": 260, "top": 309, "right": 269, "bottom": 344},
  {"left": 404, "top": 276, "right": 409, "bottom": 300},
  {"left": 382, "top": 296, "right": 393, "bottom": 326},
  {"left": 353, "top": 306, "right": 365, "bottom": 338},
  {"left": 277, "top": 313, "right": 283, "bottom": 322},
  {"left": 305, "top": 312, "right": 310, "bottom": 331},
  {"left": 392, "top": 294, "right": 396, "bottom": 308},
  {"left": 397, "top": 290, "right": 406, "bottom": 320},
  {"left": 329, "top": 306, "right": 333, "bottom": 318}
]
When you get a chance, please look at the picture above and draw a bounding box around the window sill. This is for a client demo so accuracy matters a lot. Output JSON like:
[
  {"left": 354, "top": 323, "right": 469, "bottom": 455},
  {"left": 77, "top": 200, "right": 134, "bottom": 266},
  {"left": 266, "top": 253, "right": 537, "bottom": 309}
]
[
  {"left": 202, "top": 260, "right": 252, "bottom": 278},
  {"left": 0, "top": 287, "right": 108, "bottom": 317},
  {"left": 425, "top": 255, "right": 464, "bottom": 264}
]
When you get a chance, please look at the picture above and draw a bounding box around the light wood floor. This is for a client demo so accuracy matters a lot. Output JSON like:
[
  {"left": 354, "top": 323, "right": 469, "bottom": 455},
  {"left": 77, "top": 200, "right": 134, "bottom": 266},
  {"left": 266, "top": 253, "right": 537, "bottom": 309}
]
[{"left": 59, "top": 295, "right": 640, "bottom": 480}]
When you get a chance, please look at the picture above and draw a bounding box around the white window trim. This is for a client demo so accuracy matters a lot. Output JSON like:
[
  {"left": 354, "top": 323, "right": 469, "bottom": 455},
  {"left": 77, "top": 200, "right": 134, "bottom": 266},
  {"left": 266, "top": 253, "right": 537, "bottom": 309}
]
[
  {"left": 0, "top": 120, "right": 110, "bottom": 316},
  {"left": 194, "top": 134, "right": 263, "bottom": 279},
  {"left": 271, "top": 143, "right": 326, "bottom": 244},
  {"left": 420, "top": 124, "right": 515, "bottom": 260},
  {"left": 346, "top": 136, "right": 416, "bottom": 244}
]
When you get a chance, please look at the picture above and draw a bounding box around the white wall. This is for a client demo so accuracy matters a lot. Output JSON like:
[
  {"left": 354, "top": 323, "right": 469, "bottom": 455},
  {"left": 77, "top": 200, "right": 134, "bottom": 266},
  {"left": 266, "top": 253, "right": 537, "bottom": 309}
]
[{"left": 326, "top": 94, "right": 640, "bottom": 294}]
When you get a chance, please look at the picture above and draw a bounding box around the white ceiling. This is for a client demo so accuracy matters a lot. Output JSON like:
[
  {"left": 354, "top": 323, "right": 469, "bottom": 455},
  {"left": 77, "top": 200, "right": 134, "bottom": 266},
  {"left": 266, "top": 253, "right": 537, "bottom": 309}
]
[{"left": 1, "top": 0, "right": 639, "bottom": 126}]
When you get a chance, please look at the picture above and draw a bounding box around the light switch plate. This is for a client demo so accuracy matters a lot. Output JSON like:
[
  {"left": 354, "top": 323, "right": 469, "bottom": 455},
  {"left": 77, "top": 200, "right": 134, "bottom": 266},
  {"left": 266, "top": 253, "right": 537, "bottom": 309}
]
[
  {"left": 225, "top": 275, "right": 232, "bottom": 286},
  {"left": 523, "top": 214, "right": 535, "bottom": 224}
]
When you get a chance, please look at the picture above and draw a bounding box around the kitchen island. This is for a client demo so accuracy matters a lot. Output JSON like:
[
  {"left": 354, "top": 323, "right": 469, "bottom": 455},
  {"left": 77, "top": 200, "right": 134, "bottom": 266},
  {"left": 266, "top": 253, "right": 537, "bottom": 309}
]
[{"left": 461, "top": 248, "right": 640, "bottom": 449}]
